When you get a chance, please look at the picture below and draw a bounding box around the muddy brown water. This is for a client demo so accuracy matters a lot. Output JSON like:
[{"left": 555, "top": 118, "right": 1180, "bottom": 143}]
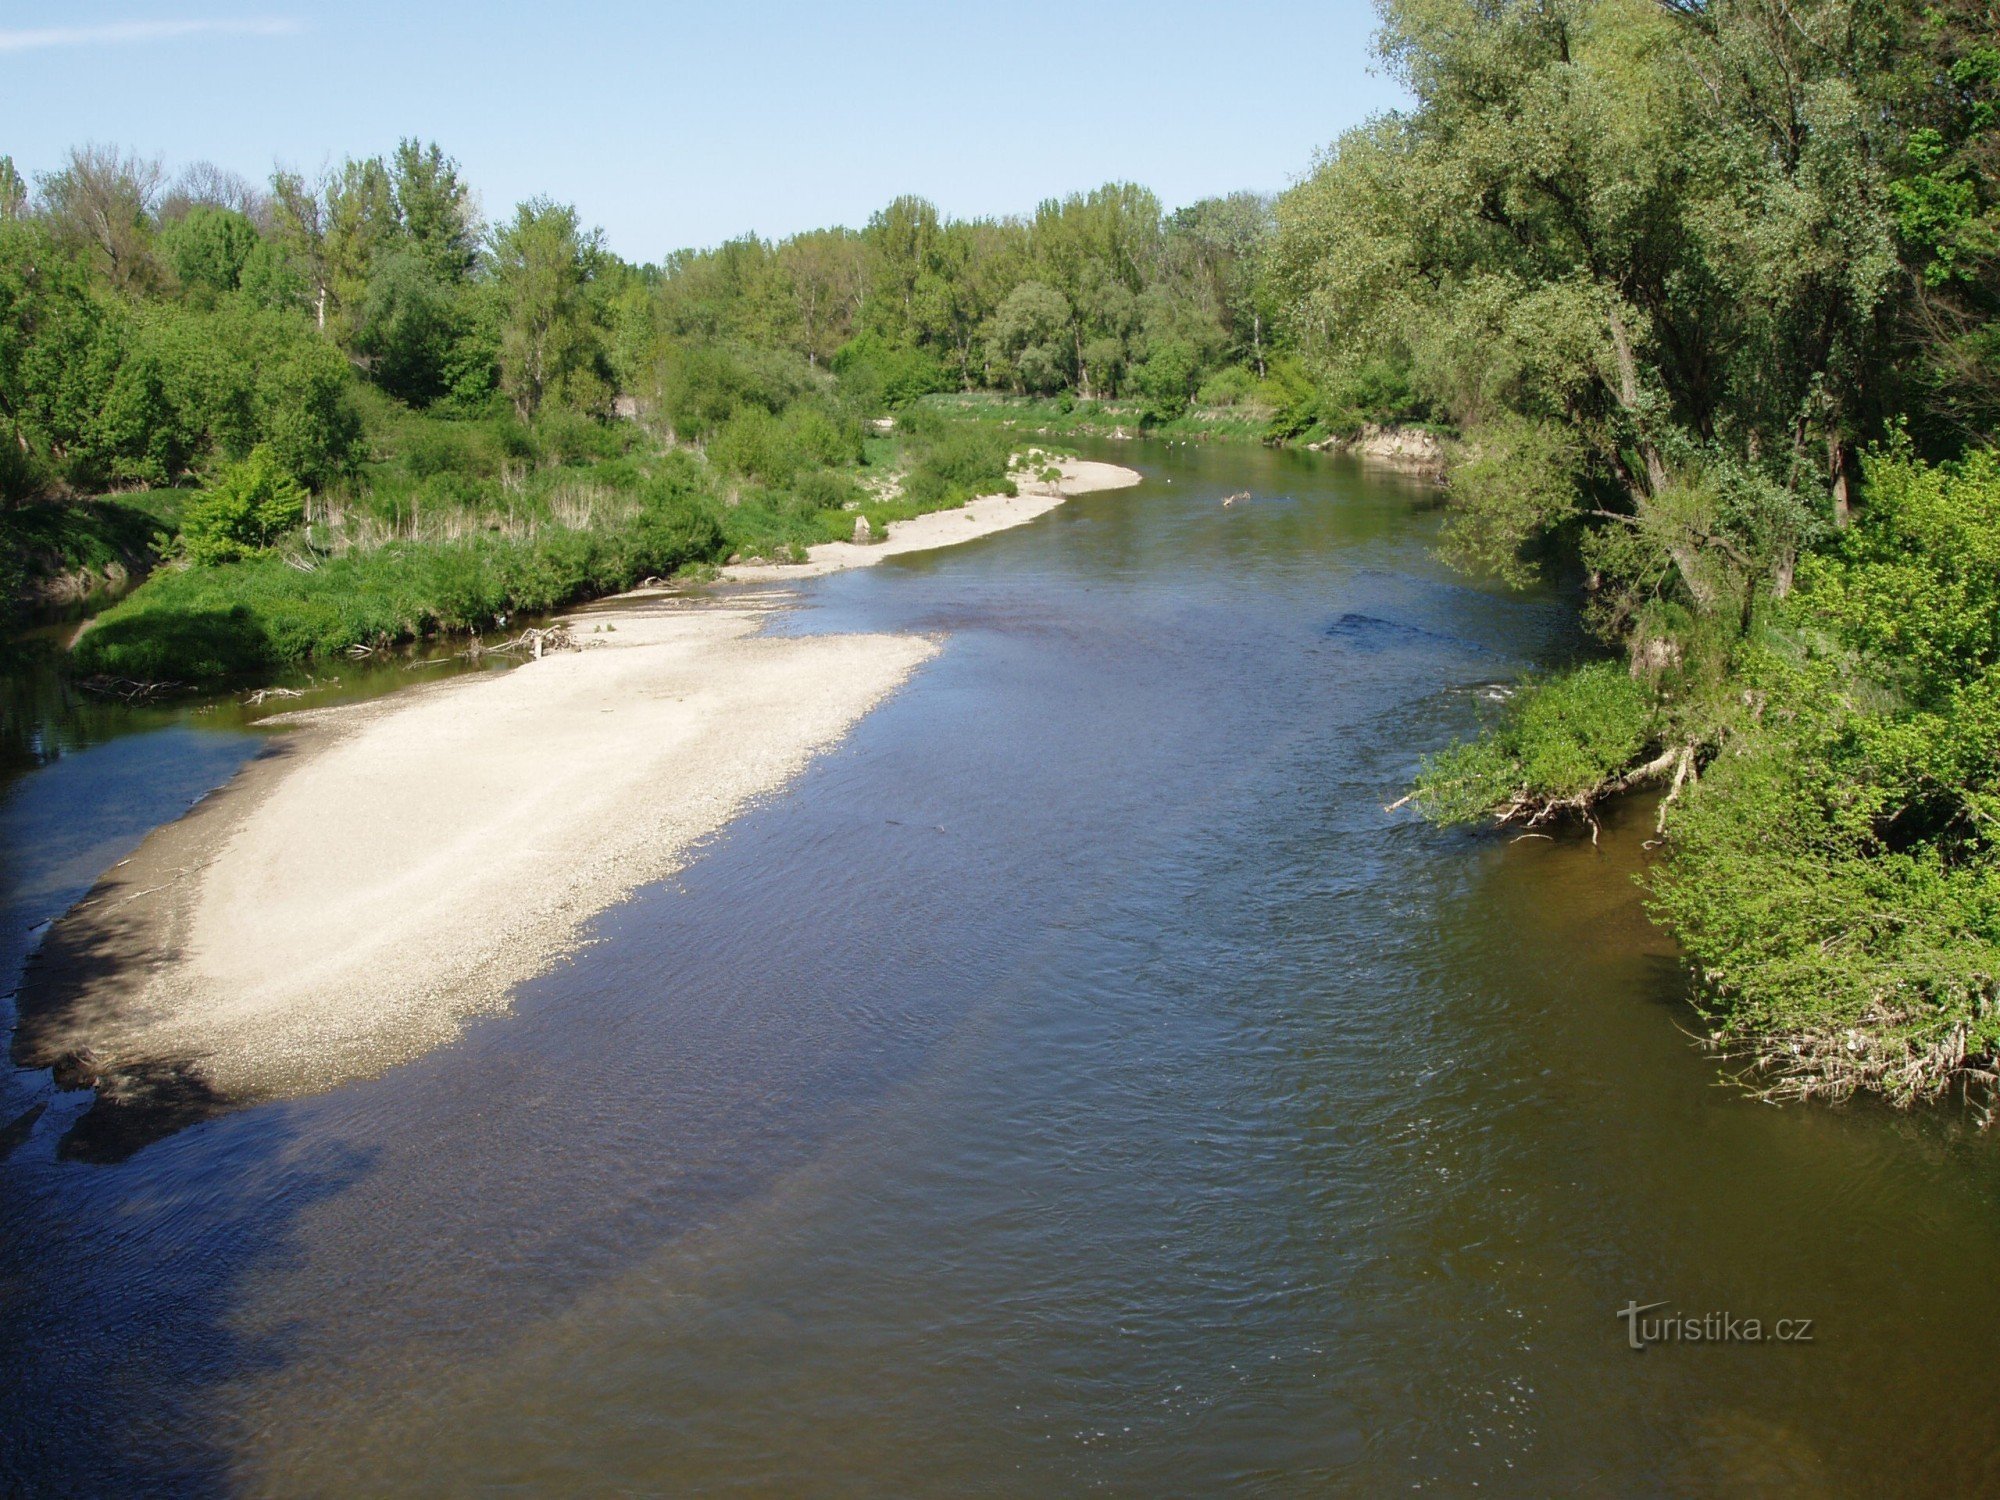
[{"left": 3, "top": 440, "right": 1998, "bottom": 1495}]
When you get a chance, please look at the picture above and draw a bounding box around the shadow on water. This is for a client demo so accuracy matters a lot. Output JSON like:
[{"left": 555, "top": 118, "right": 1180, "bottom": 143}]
[{"left": 0, "top": 1103, "right": 378, "bottom": 1495}]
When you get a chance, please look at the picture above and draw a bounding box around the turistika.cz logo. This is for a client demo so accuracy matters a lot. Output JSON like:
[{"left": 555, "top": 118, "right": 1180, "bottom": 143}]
[{"left": 1616, "top": 1300, "right": 1815, "bottom": 1349}]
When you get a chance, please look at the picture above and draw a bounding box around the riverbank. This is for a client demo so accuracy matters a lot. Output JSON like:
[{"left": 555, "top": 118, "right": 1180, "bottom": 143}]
[
  {"left": 14, "top": 457, "right": 1139, "bottom": 1136},
  {"left": 0, "top": 490, "right": 183, "bottom": 624},
  {"left": 920, "top": 393, "right": 1451, "bottom": 480},
  {"left": 720, "top": 457, "right": 1139, "bottom": 581}
]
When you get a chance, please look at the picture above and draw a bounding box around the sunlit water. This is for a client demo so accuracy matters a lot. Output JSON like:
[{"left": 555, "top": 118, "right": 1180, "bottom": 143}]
[{"left": 4, "top": 442, "right": 1998, "bottom": 1495}]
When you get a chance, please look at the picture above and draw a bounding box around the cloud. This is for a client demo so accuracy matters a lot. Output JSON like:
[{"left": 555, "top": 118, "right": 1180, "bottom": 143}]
[{"left": 0, "top": 18, "right": 304, "bottom": 54}]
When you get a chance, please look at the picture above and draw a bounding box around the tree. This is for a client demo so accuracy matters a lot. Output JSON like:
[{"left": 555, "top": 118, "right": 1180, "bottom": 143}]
[
  {"left": 268, "top": 167, "right": 335, "bottom": 330},
  {"left": 160, "top": 206, "right": 260, "bottom": 301},
  {"left": 490, "top": 198, "right": 610, "bottom": 421},
  {"left": 355, "top": 250, "right": 459, "bottom": 404},
  {"left": 323, "top": 155, "right": 398, "bottom": 342},
  {"left": 1032, "top": 184, "right": 1162, "bottom": 397},
  {"left": 778, "top": 227, "right": 867, "bottom": 366},
  {"left": 159, "top": 161, "right": 263, "bottom": 223},
  {"left": 0, "top": 158, "right": 25, "bottom": 222},
  {"left": 390, "top": 138, "right": 478, "bottom": 283},
  {"left": 1276, "top": 0, "right": 1903, "bottom": 631},
  {"left": 990, "top": 280, "right": 1072, "bottom": 393},
  {"left": 0, "top": 218, "right": 115, "bottom": 499},
  {"left": 38, "top": 144, "right": 164, "bottom": 293},
  {"left": 777, "top": 227, "right": 867, "bottom": 366}
]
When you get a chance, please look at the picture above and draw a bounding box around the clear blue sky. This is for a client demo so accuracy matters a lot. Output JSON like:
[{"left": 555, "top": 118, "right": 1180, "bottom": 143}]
[{"left": 2, "top": 2, "right": 1403, "bottom": 261}]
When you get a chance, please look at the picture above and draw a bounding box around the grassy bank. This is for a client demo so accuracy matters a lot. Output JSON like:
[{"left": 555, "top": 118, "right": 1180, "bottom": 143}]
[
  {"left": 73, "top": 496, "right": 720, "bottom": 681},
  {"left": 65, "top": 392, "right": 1025, "bottom": 685},
  {"left": 0, "top": 491, "right": 186, "bottom": 621}
]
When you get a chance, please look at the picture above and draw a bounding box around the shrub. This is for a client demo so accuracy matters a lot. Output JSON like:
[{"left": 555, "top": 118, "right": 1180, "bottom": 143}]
[
  {"left": 831, "top": 332, "right": 950, "bottom": 409},
  {"left": 1414, "top": 662, "right": 1654, "bottom": 824},
  {"left": 1196, "top": 364, "right": 1259, "bottom": 407},
  {"left": 901, "top": 425, "right": 1015, "bottom": 510},
  {"left": 179, "top": 447, "right": 309, "bottom": 565}
]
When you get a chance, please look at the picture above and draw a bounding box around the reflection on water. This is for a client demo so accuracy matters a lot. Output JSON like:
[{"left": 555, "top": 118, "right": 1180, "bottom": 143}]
[{"left": 3, "top": 441, "right": 1999, "bottom": 1494}]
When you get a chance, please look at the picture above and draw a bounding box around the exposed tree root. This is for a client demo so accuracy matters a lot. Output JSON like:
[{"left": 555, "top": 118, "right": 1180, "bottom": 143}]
[{"left": 1702, "top": 1007, "right": 2000, "bottom": 1119}]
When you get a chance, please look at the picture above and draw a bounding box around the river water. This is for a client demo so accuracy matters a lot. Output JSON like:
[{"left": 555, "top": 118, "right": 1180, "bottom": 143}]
[{"left": 3, "top": 441, "right": 1998, "bottom": 1495}]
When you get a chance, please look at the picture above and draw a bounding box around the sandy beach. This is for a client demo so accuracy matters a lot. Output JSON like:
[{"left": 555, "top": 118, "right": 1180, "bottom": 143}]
[{"left": 15, "top": 457, "right": 1140, "bottom": 1118}]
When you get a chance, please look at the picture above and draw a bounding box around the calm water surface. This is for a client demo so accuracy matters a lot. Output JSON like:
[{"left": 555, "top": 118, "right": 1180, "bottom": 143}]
[{"left": 3, "top": 441, "right": 1999, "bottom": 1495}]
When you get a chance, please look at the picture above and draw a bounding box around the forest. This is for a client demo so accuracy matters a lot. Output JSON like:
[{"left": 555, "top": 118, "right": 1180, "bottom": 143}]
[{"left": 2, "top": 0, "right": 1998, "bottom": 1107}]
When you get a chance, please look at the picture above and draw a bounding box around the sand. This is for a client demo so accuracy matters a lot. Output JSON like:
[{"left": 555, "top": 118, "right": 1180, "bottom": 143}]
[{"left": 15, "top": 456, "right": 1140, "bottom": 1111}]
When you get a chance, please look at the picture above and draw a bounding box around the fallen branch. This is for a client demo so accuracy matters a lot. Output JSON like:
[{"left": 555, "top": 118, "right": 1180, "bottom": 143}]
[
  {"left": 77, "top": 675, "right": 185, "bottom": 702},
  {"left": 475, "top": 622, "right": 576, "bottom": 660}
]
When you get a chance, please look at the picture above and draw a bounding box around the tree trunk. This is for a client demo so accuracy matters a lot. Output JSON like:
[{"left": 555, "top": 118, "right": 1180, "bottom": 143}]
[
  {"left": 1828, "top": 431, "right": 1852, "bottom": 529},
  {"left": 1606, "top": 300, "right": 1668, "bottom": 495}
]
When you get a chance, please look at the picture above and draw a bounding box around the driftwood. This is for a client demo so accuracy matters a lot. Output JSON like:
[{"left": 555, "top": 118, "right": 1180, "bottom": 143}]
[
  {"left": 78, "top": 676, "right": 185, "bottom": 702},
  {"left": 1385, "top": 740, "right": 1702, "bottom": 845},
  {"left": 472, "top": 622, "right": 576, "bottom": 661},
  {"left": 241, "top": 685, "right": 305, "bottom": 706},
  {"left": 1222, "top": 490, "right": 1251, "bottom": 507}
]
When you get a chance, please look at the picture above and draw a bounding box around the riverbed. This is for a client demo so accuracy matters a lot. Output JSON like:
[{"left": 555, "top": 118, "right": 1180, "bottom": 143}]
[{"left": 4, "top": 440, "right": 1998, "bottom": 1494}]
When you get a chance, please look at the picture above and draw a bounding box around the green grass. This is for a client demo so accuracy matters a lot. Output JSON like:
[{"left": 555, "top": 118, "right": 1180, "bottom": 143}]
[
  {"left": 73, "top": 497, "right": 721, "bottom": 682},
  {"left": 1, "top": 490, "right": 188, "bottom": 619}
]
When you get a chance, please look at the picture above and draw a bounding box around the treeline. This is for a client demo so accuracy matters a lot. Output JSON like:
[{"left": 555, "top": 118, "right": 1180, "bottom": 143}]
[
  {"left": 0, "top": 140, "right": 629, "bottom": 502},
  {"left": 0, "top": 140, "right": 1072, "bottom": 658},
  {"left": 1282, "top": 0, "right": 1998, "bottom": 1104},
  {"left": 640, "top": 187, "right": 1288, "bottom": 422},
  {"left": 1, "top": 147, "right": 1305, "bottom": 517}
]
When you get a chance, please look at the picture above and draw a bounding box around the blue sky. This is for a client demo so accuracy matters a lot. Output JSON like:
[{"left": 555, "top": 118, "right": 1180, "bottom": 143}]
[{"left": 2, "top": 2, "right": 1402, "bottom": 261}]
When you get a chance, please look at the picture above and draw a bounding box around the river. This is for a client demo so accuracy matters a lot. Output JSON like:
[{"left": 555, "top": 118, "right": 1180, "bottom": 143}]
[{"left": 3, "top": 440, "right": 1998, "bottom": 1495}]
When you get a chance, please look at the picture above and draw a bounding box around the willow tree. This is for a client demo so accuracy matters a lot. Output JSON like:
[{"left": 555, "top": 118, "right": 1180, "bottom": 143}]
[{"left": 1277, "top": 0, "right": 1911, "bottom": 814}]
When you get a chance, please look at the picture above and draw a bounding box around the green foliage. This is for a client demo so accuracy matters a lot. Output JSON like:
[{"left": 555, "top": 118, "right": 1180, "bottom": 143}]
[
  {"left": 1257, "top": 354, "right": 1324, "bottom": 440},
  {"left": 1320, "top": 356, "right": 1428, "bottom": 434},
  {"left": 355, "top": 250, "right": 462, "bottom": 406},
  {"left": 76, "top": 477, "right": 723, "bottom": 681},
  {"left": 1413, "top": 663, "right": 1655, "bottom": 825},
  {"left": 179, "top": 447, "right": 308, "bottom": 565},
  {"left": 160, "top": 207, "right": 259, "bottom": 301},
  {"left": 1131, "top": 338, "right": 1199, "bottom": 425},
  {"left": 898, "top": 420, "right": 1015, "bottom": 510},
  {"left": 709, "top": 403, "right": 860, "bottom": 487},
  {"left": 660, "top": 340, "right": 818, "bottom": 436},
  {"left": 490, "top": 199, "right": 611, "bottom": 421},
  {"left": 1637, "top": 449, "right": 2000, "bottom": 1101},
  {"left": 831, "top": 331, "right": 951, "bottom": 408}
]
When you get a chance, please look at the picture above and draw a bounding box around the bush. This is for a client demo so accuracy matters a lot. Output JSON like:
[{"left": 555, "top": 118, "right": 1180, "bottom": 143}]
[
  {"left": 1259, "top": 354, "right": 1326, "bottom": 440},
  {"left": 1196, "top": 364, "right": 1259, "bottom": 407},
  {"left": 179, "top": 447, "right": 309, "bottom": 565},
  {"left": 789, "top": 467, "right": 862, "bottom": 515},
  {"left": 660, "top": 341, "right": 818, "bottom": 437},
  {"left": 1414, "top": 662, "right": 1654, "bottom": 824},
  {"left": 901, "top": 425, "right": 1015, "bottom": 510},
  {"left": 831, "top": 332, "right": 950, "bottom": 409}
]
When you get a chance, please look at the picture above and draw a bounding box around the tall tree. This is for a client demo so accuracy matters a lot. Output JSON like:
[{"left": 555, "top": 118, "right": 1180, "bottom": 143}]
[
  {"left": 389, "top": 138, "right": 478, "bottom": 283},
  {"left": 490, "top": 198, "right": 609, "bottom": 420},
  {"left": 37, "top": 144, "right": 164, "bottom": 293}
]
